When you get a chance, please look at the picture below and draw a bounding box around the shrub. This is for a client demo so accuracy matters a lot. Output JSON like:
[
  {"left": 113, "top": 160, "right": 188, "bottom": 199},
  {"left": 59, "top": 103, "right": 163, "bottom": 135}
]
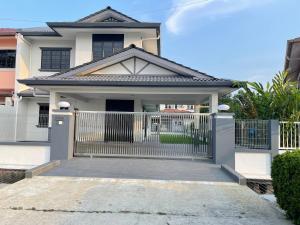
[{"left": 271, "top": 150, "right": 300, "bottom": 225}]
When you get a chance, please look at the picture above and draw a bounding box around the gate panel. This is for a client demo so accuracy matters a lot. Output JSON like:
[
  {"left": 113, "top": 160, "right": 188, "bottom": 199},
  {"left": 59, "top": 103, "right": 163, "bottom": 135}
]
[{"left": 74, "top": 111, "right": 212, "bottom": 159}]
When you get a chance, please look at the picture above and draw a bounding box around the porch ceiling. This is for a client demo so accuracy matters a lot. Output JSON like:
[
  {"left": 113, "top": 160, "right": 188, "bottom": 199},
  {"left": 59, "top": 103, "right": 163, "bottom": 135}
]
[{"left": 60, "top": 92, "right": 211, "bottom": 104}]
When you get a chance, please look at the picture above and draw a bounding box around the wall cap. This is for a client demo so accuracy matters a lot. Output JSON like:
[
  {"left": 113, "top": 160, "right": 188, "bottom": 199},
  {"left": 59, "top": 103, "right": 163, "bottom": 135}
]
[
  {"left": 212, "top": 113, "right": 234, "bottom": 119},
  {"left": 52, "top": 109, "right": 74, "bottom": 116}
]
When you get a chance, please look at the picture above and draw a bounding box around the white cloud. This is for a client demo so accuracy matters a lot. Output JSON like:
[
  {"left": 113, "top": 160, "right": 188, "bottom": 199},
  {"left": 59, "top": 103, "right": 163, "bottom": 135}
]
[{"left": 166, "top": 0, "right": 271, "bottom": 34}]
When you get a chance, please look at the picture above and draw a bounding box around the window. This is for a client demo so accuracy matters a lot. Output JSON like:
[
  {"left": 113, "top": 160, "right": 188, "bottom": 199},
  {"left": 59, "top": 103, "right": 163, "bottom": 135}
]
[
  {"left": 40, "top": 48, "right": 71, "bottom": 71},
  {"left": 92, "top": 34, "right": 124, "bottom": 60},
  {"left": 0, "top": 50, "right": 16, "bottom": 68},
  {"left": 38, "top": 103, "right": 49, "bottom": 128}
]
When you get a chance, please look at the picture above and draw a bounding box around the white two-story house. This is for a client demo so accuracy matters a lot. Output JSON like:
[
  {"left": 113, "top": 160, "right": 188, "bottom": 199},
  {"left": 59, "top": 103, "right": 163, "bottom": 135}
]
[{"left": 14, "top": 6, "right": 234, "bottom": 142}]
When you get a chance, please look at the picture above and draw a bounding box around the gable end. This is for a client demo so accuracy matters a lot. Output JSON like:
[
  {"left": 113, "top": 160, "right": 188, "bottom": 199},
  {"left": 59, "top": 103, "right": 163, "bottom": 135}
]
[{"left": 77, "top": 7, "right": 139, "bottom": 23}]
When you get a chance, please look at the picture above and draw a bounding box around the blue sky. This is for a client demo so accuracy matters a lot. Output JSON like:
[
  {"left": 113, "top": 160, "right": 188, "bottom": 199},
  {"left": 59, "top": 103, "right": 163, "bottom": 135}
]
[{"left": 1, "top": 0, "right": 300, "bottom": 83}]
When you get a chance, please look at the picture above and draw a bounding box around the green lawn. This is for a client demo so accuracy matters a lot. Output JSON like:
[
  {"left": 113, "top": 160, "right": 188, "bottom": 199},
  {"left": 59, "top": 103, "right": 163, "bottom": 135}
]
[{"left": 159, "top": 134, "right": 208, "bottom": 145}]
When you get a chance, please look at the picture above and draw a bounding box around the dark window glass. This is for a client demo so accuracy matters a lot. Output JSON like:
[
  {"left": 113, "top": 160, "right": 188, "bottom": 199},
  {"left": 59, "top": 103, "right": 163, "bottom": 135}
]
[
  {"left": 38, "top": 103, "right": 49, "bottom": 128},
  {"left": 0, "top": 50, "right": 16, "bottom": 68},
  {"left": 41, "top": 48, "right": 71, "bottom": 71},
  {"left": 92, "top": 34, "right": 124, "bottom": 60}
]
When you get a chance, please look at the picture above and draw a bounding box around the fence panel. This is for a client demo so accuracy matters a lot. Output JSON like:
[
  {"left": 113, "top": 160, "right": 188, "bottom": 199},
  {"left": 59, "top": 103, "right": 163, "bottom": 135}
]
[
  {"left": 74, "top": 111, "right": 212, "bottom": 159},
  {"left": 235, "top": 120, "right": 270, "bottom": 149},
  {"left": 279, "top": 122, "right": 300, "bottom": 150},
  {"left": 0, "top": 107, "right": 49, "bottom": 142}
]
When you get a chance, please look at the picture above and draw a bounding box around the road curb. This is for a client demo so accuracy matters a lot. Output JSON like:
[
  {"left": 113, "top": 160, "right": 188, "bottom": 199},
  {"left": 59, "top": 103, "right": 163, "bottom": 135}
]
[
  {"left": 25, "top": 160, "right": 60, "bottom": 178},
  {"left": 221, "top": 164, "right": 247, "bottom": 185}
]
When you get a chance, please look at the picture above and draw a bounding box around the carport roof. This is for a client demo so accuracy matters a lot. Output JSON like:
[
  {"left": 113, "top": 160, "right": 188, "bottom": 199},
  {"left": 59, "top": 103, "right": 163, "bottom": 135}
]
[
  {"left": 18, "top": 45, "right": 235, "bottom": 88},
  {"left": 19, "top": 74, "right": 233, "bottom": 87}
]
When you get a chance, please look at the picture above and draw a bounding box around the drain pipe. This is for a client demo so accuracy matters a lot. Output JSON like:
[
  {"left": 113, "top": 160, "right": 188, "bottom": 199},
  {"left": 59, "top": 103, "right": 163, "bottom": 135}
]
[
  {"left": 14, "top": 94, "right": 22, "bottom": 141},
  {"left": 140, "top": 35, "right": 160, "bottom": 50},
  {"left": 33, "top": 88, "right": 49, "bottom": 98}
]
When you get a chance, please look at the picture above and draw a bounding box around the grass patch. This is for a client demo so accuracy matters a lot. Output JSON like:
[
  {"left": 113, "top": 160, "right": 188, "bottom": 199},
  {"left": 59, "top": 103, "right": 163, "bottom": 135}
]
[
  {"left": 160, "top": 134, "right": 193, "bottom": 144},
  {"left": 159, "top": 134, "right": 208, "bottom": 145}
]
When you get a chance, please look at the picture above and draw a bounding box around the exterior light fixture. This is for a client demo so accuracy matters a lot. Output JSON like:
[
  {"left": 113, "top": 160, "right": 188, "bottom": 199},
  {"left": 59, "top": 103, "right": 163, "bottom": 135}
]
[
  {"left": 58, "top": 101, "right": 71, "bottom": 110},
  {"left": 218, "top": 104, "right": 230, "bottom": 111}
]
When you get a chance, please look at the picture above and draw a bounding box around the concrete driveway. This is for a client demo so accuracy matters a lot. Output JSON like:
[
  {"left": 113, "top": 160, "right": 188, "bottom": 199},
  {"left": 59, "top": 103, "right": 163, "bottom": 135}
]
[
  {"left": 0, "top": 176, "right": 291, "bottom": 225},
  {"left": 41, "top": 158, "right": 234, "bottom": 182}
]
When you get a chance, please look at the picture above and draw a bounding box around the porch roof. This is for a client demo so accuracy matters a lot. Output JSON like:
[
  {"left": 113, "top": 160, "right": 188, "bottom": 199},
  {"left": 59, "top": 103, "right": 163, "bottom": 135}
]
[
  {"left": 18, "top": 74, "right": 233, "bottom": 87},
  {"left": 18, "top": 45, "right": 236, "bottom": 89}
]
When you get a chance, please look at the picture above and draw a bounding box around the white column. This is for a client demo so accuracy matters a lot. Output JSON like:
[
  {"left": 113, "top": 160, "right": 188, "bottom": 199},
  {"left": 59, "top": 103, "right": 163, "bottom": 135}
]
[
  {"left": 49, "top": 91, "right": 60, "bottom": 127},
  {"left": 209, "top": 93, "right": 218, "bottom": 113},
  {"left": 194, "top": 104, "right": 201, "bottom": 129},
  {"left": 134, "top": 98, "right": 143, "bottom": 142}
]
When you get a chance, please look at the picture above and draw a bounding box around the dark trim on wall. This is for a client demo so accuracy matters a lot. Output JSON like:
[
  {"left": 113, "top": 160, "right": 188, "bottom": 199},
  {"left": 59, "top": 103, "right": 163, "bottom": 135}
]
[{"left": 0, "top": 141, "right": 50, "bottom": 146}]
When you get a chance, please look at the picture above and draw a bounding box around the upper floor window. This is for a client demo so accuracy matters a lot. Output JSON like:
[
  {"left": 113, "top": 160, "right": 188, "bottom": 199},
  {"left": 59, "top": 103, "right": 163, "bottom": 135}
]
[
  {"left": 40, "top": 48, "right": 71, "bottom": 72},
  {"left": 92, "top": 34, "right": 124, "bottom": 60},
  {"left": 0, "top": 50, "right": 16, "bottom": 68}
]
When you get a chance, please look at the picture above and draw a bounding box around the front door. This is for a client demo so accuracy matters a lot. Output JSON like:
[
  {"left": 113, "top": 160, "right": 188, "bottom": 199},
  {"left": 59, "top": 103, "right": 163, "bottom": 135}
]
[{"left": 105, "top": 100, "right": 134, "bottom": 142}]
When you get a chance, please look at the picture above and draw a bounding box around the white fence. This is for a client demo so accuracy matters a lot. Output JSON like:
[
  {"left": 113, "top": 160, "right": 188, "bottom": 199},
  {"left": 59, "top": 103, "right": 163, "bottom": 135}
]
[
  {"left": 0, "top": 106, "right": 49, "bottom": 142},
  {"left": 279, "top": 121, "right": 300, "bottom": 150}
]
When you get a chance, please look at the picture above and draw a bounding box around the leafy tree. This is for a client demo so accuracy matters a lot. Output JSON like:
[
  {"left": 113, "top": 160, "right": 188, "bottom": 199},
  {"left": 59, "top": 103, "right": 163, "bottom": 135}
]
[{"left": 220, "top": 71, "right": 300, "bottom": 121}]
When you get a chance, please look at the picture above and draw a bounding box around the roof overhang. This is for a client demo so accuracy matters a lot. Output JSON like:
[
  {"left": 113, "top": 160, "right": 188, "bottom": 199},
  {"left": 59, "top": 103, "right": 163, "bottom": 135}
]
[
  {"left": 18, "top": 79, "right": 234, "bottom": 87},
  {"left": 47, "top": 22, "right": 160, "bottom": 29},
  {"left": 285, "top": 37, "right": 300, "bottom": 70}
]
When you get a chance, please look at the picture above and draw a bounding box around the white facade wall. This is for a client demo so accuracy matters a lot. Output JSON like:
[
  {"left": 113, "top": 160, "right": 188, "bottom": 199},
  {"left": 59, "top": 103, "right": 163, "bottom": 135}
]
[
  {"left": 235, "top": 152, "right": 272, "bottom": 179},
  {"left": 0, "top": 106, "right": 16, "bottom": 141},
  {"left": 0, "top": 144, "right": 50, "bottom": 169},
  {"left": 74, "top": 31, "right": 157, "bottom": 66},
  {"left": 30, "top": 40, "right": 75, "bottom": 77},
  {"left": 75, "top": 33, "right": 93, "bottom": 66},
  {"left": 15, "top": 34, "right": 31, "bottom": 93},
  {"left": 16, "top": 98, "right": 48, "bottom": 141},
  {"left": 13, "top": 27, "right": 157, "bottom": 142}
]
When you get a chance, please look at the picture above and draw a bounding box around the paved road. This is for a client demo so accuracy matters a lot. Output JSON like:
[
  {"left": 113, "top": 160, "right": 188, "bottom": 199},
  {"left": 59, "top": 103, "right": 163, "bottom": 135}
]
[
  {"left": 42, "top": 158, "right": 234, "bottom": 182},
  {"left": 0, "top": 176, "right": 291, "bottom": 225}
]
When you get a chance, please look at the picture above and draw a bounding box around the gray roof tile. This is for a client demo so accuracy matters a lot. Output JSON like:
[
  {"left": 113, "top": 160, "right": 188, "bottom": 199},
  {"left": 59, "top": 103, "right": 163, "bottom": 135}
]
[{"left": 22, "top": 74, "right": 233, "bottom": 87}]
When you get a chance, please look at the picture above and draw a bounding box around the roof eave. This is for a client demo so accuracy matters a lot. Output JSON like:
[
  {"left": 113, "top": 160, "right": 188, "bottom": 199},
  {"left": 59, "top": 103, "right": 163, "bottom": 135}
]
[
  {"left": 47, "top": 22, "right": 161, "bottom": 29},
  {"left": 18, "top": 79, "right": 235, "bottom": 88}
]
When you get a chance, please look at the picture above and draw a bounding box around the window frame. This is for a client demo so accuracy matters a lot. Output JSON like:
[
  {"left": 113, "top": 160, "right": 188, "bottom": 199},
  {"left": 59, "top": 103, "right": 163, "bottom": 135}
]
[
  {"left": 0, "top": 49, "right": 16, "bottom": 69},
  {"left": 92, "top": 34, "right": 124, "bottom": 60},
  {"left": 40, "top": 47, "right": 71, "bottom": 72},
  {"left": 37, "top": 103, "right": 49, "bottom": 128}
]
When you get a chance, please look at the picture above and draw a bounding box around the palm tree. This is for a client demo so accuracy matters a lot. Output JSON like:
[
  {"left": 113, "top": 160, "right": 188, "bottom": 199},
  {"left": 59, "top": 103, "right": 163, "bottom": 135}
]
[{"left": 221, "top": 71, "right": 300, "bottom": 121}]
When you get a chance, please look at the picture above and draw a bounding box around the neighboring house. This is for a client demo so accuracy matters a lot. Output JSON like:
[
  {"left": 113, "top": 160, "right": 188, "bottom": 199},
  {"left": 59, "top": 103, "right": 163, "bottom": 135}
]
[
  {"left": 160, "top": 104, "right": 194, "bottom": 112},
  {"left": 0, "top": 28, "right": 16, "bottom": 105},
  {"left": 11, "top": 6, "right": 235, "bottom": 144},
  {"left": 284, "top": 37, "right": 300, "bottom": 85}
]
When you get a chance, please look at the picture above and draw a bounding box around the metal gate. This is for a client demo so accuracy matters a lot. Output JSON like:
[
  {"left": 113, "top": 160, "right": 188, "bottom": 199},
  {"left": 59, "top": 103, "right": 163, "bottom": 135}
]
[{"left": 74, "top": 111, "right": 212, "bottom": 159}]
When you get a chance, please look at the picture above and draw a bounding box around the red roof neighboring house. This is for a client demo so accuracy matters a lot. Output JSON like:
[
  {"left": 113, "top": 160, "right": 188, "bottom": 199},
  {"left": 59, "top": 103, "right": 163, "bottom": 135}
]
[
  {"left": 0, "top": 28, "right": 16, "bottom": 36},
  {"left": 161, "top": 108, "right": 191, "bottom": 113},
  {"left": 0, "top": 28, "right": 17, "bottom": 103}
]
